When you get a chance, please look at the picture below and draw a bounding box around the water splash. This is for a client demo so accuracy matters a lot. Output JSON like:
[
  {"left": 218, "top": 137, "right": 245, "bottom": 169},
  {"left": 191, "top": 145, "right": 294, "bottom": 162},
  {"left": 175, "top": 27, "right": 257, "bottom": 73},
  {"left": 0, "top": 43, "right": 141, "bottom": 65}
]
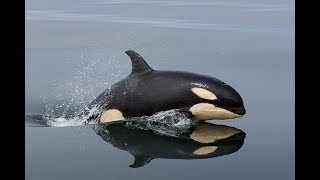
[
  {"left": 27, "top": 108, "right": 195, "bottom": 138},
  {"left": 124, "top": 110, "right": 196, "bottom": 137},
  {"left": 94, "top": 110, "right": 196, "bottom": 139},
  {"left": 37, "top": 47, "right": 128, "bottom": 127}
]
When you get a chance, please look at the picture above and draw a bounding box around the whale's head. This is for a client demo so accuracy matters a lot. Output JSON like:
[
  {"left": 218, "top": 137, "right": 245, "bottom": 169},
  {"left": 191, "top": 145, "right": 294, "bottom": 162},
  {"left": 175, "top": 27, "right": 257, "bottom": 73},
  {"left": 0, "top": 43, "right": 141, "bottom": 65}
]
[{"left": 189, "top": 77, "right": 246, "bottom": 120}]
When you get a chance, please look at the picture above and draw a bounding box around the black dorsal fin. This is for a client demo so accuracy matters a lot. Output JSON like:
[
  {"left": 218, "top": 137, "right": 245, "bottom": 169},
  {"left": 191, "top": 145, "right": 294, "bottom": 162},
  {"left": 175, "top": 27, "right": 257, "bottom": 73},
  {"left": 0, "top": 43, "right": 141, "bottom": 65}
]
[
  {"left": 125, "top": 50, "right": 153, "bottom": 74},
  {"left": 129, "top": 154, "right": 154, "bottom": 168}
]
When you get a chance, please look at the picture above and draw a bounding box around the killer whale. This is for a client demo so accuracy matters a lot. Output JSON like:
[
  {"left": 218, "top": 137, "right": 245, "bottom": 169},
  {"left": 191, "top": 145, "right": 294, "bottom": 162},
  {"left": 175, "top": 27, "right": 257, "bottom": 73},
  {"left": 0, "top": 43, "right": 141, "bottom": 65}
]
[
  {"left": 94, "top": 121, "right": 246, "bottom": 168},
  {"left": 89, "top": 50, "right": 246, "bottom": 122}
]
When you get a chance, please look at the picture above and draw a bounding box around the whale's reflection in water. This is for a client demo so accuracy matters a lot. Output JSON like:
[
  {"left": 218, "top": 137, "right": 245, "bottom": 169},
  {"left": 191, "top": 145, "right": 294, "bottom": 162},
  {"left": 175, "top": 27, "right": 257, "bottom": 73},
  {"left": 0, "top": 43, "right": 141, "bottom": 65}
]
[{"left": 94, "top": 120, "right": 246, "bottom": 168}]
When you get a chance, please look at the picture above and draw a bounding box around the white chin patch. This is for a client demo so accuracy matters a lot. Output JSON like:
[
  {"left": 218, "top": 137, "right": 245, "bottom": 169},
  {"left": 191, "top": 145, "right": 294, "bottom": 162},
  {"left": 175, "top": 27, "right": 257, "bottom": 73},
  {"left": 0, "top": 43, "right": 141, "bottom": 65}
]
[
  {"left": 191, "top": 87, "right": 217, "bottom": 100},
  {"left": 193, "top": 146, "right": 218, "bottom": 155},
  {"left": 189, "top": 103, "right": 241, "bottom": 120},
  {"left": 100, "top": 109, "right": 125, "bottom": 122}
]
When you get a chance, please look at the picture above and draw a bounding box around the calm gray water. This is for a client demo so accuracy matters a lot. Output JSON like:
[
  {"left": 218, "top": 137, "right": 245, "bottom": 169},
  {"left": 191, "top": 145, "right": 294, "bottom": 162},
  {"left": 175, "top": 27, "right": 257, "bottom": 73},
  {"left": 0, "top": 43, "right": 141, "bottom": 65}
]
[{"left": 25, "top": 0, "right": 294, "bottom": 179}]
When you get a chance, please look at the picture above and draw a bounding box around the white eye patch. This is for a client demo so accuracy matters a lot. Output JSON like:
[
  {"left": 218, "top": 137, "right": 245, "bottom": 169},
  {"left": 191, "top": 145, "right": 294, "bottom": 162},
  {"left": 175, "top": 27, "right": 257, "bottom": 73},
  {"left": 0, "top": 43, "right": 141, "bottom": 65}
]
[{"left": 191, "top": 87, "right": 217, "bottom": 100}]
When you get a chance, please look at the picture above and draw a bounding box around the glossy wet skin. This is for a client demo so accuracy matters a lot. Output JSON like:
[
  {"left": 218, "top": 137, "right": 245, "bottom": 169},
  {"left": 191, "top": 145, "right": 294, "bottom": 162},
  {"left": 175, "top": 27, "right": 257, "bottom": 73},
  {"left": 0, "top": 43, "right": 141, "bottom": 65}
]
[
  {"left": 189, "top": 75, "right": 246, "bottom": 116},
  {"left": 90, "top": 50, "right": 246, "bottom": 121}
]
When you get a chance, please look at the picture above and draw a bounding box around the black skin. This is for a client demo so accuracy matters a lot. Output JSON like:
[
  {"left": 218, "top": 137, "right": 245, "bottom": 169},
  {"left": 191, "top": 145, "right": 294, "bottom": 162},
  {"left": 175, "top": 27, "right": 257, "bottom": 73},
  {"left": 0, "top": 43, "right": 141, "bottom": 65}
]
[
  {"left": 89, "top": 50, "right": 246, "bottom": 119},
  {"left": 94, "top": 121, "right": 246, "bottom": 168}
]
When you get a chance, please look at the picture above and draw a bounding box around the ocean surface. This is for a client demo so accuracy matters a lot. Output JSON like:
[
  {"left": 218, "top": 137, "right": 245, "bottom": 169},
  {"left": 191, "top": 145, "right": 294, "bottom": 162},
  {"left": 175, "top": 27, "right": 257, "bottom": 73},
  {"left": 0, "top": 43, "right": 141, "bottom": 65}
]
[{"left": 25, "top": 0, "right": 294, "bottom": 179}]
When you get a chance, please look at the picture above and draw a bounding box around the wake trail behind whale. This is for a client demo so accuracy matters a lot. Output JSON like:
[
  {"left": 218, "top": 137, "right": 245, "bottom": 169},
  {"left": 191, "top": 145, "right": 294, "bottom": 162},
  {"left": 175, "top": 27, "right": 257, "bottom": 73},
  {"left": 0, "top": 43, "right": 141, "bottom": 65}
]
[{"left": 26, "top": 105, "right": 100, "bottom": 127}]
